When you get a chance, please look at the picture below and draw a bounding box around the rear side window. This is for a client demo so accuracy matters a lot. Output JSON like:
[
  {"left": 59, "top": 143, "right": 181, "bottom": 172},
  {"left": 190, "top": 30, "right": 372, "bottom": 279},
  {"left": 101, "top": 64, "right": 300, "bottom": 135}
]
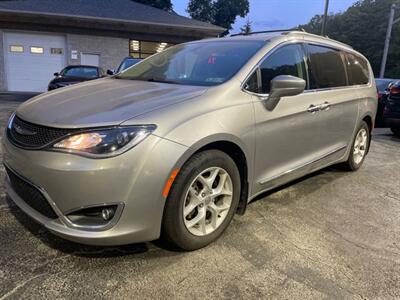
[
  {"left": 257, "top": 44, "right": 307, "bottom": 94},
  {"left": 345, "top": 52, "right": 369, "bottom": 85},
  {"left": 306, "top": 44, "right": 347, "bottom": 89}
]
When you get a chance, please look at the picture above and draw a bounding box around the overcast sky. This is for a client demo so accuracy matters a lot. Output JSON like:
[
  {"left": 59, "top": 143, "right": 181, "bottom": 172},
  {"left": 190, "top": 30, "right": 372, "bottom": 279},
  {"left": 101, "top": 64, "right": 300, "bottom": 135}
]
[{"left": 173, "top": 0, "right": 356, "bottom": 34}]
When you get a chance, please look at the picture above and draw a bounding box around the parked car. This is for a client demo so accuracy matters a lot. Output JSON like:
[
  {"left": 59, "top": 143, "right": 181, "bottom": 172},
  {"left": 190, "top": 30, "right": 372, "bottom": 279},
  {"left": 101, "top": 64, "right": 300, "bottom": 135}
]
[
  {"left": 384, "top": 80, "right": 400, "bottom": 136},
  {"left": 3, "top": 31, "right": 377, "bottom": 251},
  {"left": 48, "top": 65, "right": 105, "bottom": 91},
  {"left": 375, "top": 78, "right": 396, "bottom": 125}
]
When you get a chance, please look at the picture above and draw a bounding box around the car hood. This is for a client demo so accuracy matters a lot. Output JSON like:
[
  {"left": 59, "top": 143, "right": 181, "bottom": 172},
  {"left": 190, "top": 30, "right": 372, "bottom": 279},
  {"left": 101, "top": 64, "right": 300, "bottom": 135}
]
[{"left": 17, "top": 78, "right": 208, "bottom": 128}]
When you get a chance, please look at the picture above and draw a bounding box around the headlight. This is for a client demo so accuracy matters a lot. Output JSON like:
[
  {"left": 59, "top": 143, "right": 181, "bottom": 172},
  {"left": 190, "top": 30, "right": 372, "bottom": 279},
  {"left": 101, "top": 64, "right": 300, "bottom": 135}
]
[{"left": 51, "top": 125, "right": 156, "bottom": 158}]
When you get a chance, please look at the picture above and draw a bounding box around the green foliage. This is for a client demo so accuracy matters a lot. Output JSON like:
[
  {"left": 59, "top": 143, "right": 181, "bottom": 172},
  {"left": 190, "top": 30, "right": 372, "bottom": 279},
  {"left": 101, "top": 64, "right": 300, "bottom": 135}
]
[
  {"left": 187, "top": 0, "right": 250, "bottom": 35},
  {"left": 300, "top": 0, "right": 400, "bottom": 78},
  {"left": 240, "top": 17, "right": 252, "bottom": 34},
  {"left": 132, "top": 0, "right": 172, "bottom": 11}
]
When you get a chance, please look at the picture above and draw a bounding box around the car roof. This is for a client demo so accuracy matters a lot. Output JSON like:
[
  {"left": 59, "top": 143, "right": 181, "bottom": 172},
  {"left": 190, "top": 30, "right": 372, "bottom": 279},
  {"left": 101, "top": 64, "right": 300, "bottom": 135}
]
[
  {"left": 65, "top": 65, "right": 99, "bottom": 69},
  {"left": 190, "top": 30, "right": 354, "bottom": 52}
]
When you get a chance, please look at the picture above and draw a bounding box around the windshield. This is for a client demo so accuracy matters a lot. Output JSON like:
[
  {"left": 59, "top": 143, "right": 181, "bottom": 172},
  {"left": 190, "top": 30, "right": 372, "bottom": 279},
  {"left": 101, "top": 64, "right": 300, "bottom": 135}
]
[
  {"left": 115, "top": 41, "right": 265, "bottom": 86},
  {"left": 61, "top": 67, "right": 99, "bottom": 78},
  {"left": 117, "top": 58, "right": 142, "bottom": 73}
]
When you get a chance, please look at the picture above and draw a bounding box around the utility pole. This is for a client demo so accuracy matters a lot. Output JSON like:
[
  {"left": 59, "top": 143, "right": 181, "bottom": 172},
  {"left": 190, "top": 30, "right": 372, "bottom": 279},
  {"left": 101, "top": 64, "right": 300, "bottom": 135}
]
[
  {"left": 321, "top": 0, "right": 329, "bottom": 36},
  {"left": 380, "top": 3, "right": 400, "bottom": 78}
]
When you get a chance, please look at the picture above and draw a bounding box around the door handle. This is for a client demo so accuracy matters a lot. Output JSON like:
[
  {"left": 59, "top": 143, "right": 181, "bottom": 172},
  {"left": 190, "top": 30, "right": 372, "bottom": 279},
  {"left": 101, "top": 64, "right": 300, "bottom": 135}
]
[
  {"left": 319, "top": 101, "right": 331, "bottom": 111},
  {"left": 307, "top": 104, "right": 319, "bottom": 113}
]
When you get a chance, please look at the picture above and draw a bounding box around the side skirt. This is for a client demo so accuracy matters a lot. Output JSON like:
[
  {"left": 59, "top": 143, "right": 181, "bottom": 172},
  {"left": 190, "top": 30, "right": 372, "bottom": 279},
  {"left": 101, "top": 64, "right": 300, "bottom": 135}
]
[{"left": 249, "top": 144, "right": 347, "bottom": 202}]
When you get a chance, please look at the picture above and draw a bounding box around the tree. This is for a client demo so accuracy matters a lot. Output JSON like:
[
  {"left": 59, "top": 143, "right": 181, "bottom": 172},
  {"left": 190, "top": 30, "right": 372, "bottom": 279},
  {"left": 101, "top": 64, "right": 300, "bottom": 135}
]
[
  {"left": 187, "top": 0, "right": 215, "bottom": 23},
  {"left": 299, "top": 0, "right": 400, "bottom": 77},
  {"left": 240, "top": 17, "right": 252, "bottom": 34},
  {"left": 187, "top": 0, "right": 250, "bottom": 35},
  {"left": 133, "top": 0, "right": 172, "bottom": 11}
]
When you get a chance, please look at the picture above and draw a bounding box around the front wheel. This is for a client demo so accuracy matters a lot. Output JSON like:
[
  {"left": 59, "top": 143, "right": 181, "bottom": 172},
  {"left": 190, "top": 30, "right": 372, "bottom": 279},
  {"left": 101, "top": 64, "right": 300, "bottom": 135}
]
[
  {"left": 342, "top": 121, "right": 370, "bottom": 171},
  {"left": 162, "top": 150, "right": 241, "bottom": 251}
]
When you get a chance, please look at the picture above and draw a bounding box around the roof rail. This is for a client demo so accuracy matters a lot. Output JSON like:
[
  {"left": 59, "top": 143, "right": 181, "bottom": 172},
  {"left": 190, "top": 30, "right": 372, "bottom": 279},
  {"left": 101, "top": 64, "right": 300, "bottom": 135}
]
[{"left": 230, "top": 28, "right": 303, "bottom": 37}]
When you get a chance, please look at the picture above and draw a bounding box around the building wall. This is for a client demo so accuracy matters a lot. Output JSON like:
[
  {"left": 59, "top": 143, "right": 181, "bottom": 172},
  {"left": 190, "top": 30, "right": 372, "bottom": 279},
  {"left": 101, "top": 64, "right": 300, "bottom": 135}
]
[
  {"left": 0, "top": 30, "right": 6, "bottom": 91},
  {"left": 0, "top": 30, "right": 129, "bottom": 91},
  {"left": 66, "top": 34, "right": 128, "bottom": 72}
]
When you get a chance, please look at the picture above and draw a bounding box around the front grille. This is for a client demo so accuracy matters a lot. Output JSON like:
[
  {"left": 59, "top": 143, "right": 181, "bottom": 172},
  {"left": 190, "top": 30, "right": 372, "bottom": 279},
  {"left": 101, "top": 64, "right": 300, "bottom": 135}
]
[
  {"left": 7, "top": 115, "right": 78, "bottom": 149},
  {"left": 5, "top": 166, "right": 58, "bottom": 219}
]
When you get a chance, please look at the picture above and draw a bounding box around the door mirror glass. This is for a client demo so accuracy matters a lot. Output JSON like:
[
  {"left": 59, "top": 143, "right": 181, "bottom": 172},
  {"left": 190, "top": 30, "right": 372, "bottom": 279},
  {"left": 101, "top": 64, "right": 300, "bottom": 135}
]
[{"left": 265, "top": 75, "right": 306, "bottom": 110}]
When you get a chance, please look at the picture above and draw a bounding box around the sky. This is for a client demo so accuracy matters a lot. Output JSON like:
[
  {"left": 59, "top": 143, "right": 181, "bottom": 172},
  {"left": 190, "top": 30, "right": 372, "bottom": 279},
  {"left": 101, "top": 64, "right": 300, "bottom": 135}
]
[{"left": 173, "top": 0, "right": 356, "bottom": 34}]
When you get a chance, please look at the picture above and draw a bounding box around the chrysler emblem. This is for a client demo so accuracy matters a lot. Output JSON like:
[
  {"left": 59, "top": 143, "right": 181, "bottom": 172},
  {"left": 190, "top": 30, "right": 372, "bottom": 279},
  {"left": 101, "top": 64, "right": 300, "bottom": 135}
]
[{"left": 13, "top": 124, "right": 37, "bottom": 136}]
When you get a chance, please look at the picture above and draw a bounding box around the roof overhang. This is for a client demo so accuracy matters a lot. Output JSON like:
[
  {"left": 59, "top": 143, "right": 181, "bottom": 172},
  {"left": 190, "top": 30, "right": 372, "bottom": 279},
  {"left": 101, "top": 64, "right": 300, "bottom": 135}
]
[{"left": 0, "top": 9, "right": 225, "bottom": 40}]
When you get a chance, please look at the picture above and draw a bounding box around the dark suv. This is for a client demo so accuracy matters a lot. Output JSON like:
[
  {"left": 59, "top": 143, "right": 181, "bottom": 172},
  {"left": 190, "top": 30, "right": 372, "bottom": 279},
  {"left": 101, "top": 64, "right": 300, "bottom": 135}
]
[{"left": 384, "top": 81, "right": 400, "bottom": 136}]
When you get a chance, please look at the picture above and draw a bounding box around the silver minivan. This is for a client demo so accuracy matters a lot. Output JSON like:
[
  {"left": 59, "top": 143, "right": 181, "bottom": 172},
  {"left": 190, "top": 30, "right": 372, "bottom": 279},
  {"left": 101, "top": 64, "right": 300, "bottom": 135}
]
[{"left": 3, "top": 31, "right": 377, "bottom": 250}]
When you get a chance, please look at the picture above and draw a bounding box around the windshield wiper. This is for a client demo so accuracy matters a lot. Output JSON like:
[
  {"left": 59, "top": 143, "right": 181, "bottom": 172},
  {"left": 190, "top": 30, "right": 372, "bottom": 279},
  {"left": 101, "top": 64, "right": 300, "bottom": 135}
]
[
  {"left": 145, "top": 78, "right": 181, "bottom": 84},
  {"left": 112, "top": 76, "right": 181, "bottom": 84}
]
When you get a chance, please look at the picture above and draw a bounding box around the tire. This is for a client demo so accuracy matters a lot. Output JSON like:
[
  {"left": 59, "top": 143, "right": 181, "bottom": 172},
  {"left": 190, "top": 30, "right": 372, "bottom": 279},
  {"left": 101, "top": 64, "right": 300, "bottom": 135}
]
[
  {"left": 390, "top": 126, "right": 400, "bottom": 137},
  {"left": 162, "top": 150, "right": 241, "bottom": 251},
  {"left": 342, "top": 121, "right": 370, "bottom": 171}
]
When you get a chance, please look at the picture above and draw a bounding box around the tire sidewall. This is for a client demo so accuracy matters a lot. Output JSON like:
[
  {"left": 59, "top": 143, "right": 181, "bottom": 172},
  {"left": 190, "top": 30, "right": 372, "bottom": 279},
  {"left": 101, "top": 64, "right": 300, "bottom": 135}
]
[
  {"left": 163, "top": 150, "right": 241, "bottom": 250},
  {"left": 348, "top": 121, "right": 370, "bottom": 170}
]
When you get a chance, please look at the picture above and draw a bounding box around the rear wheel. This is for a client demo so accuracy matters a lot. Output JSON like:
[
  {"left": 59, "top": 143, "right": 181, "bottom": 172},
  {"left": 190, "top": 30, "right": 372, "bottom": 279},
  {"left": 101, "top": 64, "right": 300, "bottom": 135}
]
[
  {"left": 390, "top": 126, "right": 400, "bottom": 137},
  {"left": 162, "top": 150, "right": 241, "bottom": 251},
  {"left": 342, "top": 121, "right": 370, "bottom": 171}
]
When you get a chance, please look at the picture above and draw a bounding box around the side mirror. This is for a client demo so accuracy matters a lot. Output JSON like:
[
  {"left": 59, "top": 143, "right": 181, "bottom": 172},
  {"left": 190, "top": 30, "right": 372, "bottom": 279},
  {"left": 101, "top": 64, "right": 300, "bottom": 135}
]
[
  {"left": 54, "top": 72, "right": 59, "bottom": 77},
  {"left": 106, "top": 69, "right": 114, "bottom": 76},
  {"left": 265, "top": 75, "right": 306, "bottom": 110}
]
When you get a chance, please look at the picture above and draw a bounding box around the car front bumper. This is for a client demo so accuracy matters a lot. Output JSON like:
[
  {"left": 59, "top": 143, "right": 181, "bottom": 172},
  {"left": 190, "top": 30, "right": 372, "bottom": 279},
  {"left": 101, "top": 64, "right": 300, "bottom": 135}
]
[{"left": 2, "top": 134, "right": 189, "bottom": 245}]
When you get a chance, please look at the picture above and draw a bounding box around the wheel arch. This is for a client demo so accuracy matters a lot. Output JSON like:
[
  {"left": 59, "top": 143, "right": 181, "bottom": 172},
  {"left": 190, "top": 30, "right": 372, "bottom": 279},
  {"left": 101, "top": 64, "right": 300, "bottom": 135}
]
[
  {"left": 173, "top": 134, "right": 252, "bottom": 215},
  {"left": 360, "top": 113, "right": 374, "bottom": 153}
]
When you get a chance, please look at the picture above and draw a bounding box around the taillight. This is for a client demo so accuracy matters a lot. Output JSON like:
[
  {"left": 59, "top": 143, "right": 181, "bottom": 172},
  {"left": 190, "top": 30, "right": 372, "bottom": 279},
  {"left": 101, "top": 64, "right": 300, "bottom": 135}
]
[
  {"left": 377, "top": 92, "right": 382, "bottom": 101},
  {"left": 390, "top": 86, "right": 400, "bottom": 94}
]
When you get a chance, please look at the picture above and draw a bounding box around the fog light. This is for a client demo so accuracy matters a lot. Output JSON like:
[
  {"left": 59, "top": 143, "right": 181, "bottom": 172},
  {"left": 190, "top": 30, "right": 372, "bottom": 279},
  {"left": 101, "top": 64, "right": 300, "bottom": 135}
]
[
  {"left": 65, "top": 204, "right": 122, "bottom": 230},
  {"left": 101, "top": 208, "right": 115, "bottom": 221}
]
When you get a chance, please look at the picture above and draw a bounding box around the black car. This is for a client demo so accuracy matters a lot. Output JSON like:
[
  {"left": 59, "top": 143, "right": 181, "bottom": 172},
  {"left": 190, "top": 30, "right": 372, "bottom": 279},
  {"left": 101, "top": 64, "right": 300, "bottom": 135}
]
[
  {"left": 375, "top": 78, "right": 397, "bottom": 126},
  {"left": 384, "top": 80, "right": 400, "bottom": 136},
  {"left": 48, "top": 65, "right": 105, "bottom": 91},
  {"left": 116, "top": 57, "right": 142, "bottom": 73}
]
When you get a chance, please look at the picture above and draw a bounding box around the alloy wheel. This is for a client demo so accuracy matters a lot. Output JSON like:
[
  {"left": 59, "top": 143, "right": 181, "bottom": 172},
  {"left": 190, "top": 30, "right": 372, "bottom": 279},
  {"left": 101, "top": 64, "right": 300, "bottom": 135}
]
[
  {"left": 183, "top": 167, "right": 233, "bottom": 236},
  {"left": 353, "top": 128, "right": 368, "bottom": 164}
]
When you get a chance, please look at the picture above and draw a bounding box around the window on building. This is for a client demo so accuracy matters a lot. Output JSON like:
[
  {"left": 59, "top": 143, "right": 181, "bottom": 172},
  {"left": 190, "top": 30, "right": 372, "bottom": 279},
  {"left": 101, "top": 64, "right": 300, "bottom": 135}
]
[
  {"left": 129, "top": 40, "right": 173, "bottom": 58},
  {"left": 345, "top": 52, "right": 369, "bottom": 85},
  {"left": 30, "top": 46, "right": 44, "bottom": 54},
  {"left": 9, "top": 45, "right": 24, "bottom": 53},
  {"left": 306, "top": 44, "right": 347, "bottom": 89},
  {"left": 51, "top": 48, "right": 63, "bottom": 55}
]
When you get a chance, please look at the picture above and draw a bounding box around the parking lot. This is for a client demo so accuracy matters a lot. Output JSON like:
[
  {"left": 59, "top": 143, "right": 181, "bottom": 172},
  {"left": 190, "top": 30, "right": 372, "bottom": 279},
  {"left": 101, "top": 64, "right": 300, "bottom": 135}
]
[{"left": 0, "top": 99, "right": 399, "bottom": 299}]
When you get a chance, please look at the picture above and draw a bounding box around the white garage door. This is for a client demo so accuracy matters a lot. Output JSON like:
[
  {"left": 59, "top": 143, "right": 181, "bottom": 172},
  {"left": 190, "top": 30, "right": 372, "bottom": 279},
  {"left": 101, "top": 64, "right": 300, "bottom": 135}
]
[{"left": 4, "top": 32, "right": 66, "bottom": 92}]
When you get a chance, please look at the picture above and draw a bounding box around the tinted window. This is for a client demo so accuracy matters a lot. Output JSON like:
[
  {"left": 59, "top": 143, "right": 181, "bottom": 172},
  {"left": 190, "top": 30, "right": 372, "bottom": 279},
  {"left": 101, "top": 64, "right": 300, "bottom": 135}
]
[
  {"left": 255, "top": 44, "right": 306, "bottom": 94},
  {"left": 345, "top": 53, "right": 369, "bottom": 85},
  {"left": 62, "top": 67, "right": 99, "bottom": 78},
  {"left": 307, "top": 45, "right": 347, "bottom": 89},
  {"left": 244, "top": 72, "right": 259, "bottom": 93},
  {"left": 117, "top": 41, "right": 265, "bottom": 86}
]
